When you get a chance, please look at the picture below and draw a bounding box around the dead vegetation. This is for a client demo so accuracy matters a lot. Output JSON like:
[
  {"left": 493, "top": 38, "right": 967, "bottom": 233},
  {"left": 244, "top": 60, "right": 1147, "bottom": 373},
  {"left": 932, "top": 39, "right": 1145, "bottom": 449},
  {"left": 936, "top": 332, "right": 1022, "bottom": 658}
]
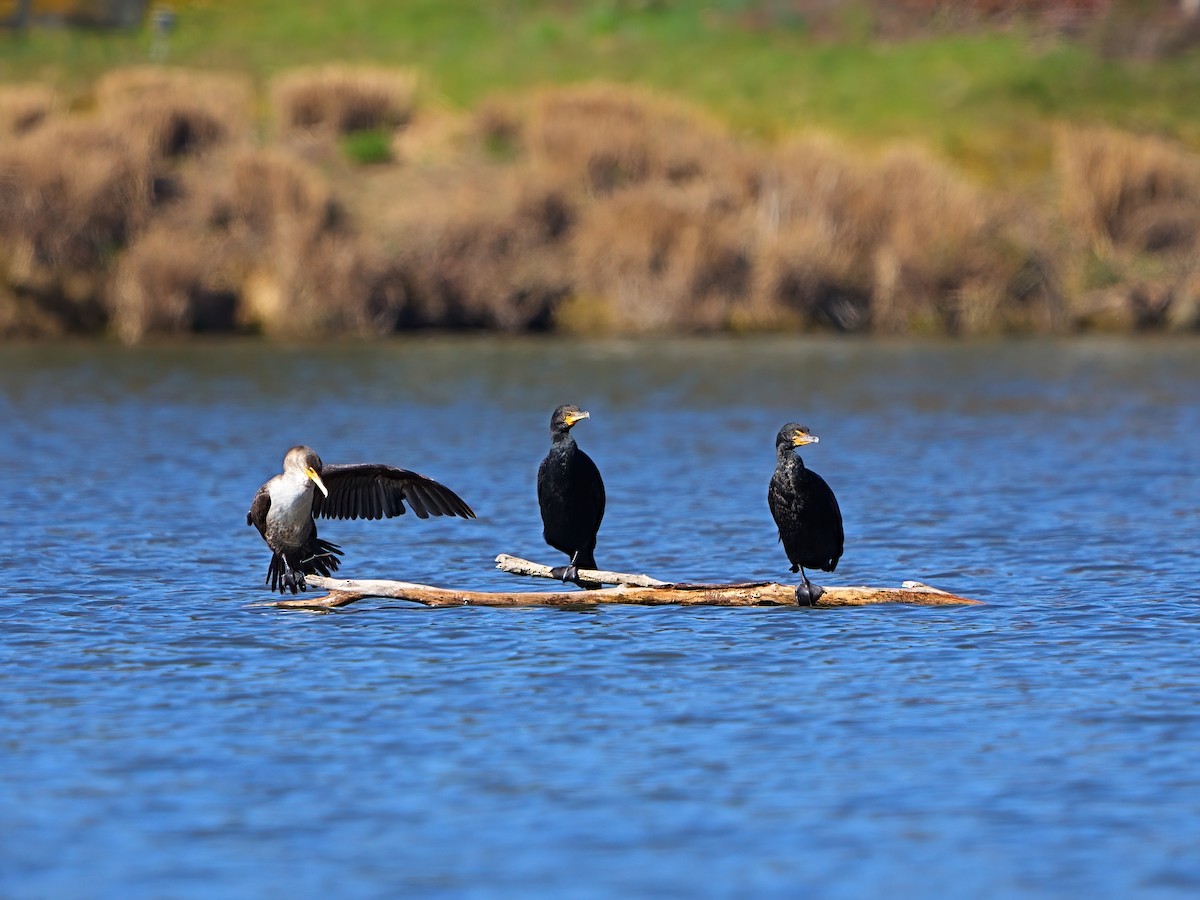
[
  {"left": 1056, "top": 124, "right": 1200, "bottom": 329},
  {"left": 1, "top": 68, "right": 1198, "bottom": 340},
  {"left": 93, "top": 67, "right": 255, "bottom": 161},
  {"left": 0, "top": 84, "right": 59, "bottom": 138},
  {"left": 271, "top": 66, "right": 418, "bottom": 148}
]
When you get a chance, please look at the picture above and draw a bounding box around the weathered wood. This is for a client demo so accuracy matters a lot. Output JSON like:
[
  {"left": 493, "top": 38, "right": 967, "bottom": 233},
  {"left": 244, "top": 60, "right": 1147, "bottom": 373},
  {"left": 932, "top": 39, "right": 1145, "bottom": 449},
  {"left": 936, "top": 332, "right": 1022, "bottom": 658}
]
[
  {"left": 271, "top": 562, "right": 982, "bottom": 610},
  {"left": 494, "top": 553, "right": 670, "bottom": 587}
]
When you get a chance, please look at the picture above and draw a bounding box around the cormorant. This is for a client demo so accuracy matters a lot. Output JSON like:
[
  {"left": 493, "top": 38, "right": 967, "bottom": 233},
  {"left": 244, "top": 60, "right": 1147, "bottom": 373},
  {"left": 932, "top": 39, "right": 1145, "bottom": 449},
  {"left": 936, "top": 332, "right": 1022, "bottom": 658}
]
[
  {"left": 768, "top": 423, "right": 844, "bottom": 605},
  {"left": 247, "top": 445, "right": 475, "bottom": 594},
  {"left": 537, "top": 404, "right": 606, "bottom": 588}
]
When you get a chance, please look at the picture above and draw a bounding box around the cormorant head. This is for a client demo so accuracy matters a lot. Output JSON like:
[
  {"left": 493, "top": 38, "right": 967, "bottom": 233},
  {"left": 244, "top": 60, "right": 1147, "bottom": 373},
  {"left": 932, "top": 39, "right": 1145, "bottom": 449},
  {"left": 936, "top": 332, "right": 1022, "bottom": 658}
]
[
  {"left": 550, "top": 404, "right": 590, "bottom": 437},
  {"left": 282, "top": 445, "right": 329, "bottom": 497},
  {"left": 776, "top": 423, "right": 819, "bottom": 453}
]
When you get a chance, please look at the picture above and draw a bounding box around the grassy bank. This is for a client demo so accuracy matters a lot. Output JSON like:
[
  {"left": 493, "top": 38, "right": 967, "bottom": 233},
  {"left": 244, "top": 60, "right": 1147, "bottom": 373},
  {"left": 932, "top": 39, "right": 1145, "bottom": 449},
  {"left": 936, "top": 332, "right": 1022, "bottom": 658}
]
[
  {"left": 1, "top": 3, "right": 1199, "bottom": 339},
  {"left": 6, "top": 2, "right": 1200, "bottom": 182}
]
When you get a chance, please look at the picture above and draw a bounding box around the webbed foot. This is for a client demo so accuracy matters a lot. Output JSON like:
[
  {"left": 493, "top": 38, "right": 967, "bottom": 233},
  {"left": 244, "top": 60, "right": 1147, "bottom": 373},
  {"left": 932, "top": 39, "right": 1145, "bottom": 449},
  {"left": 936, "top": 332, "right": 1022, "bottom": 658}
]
[
  {"left": 795, "top": 581, "right": 824, "bottom": 606},
  {"left": 281, "top": 569, "right": 307, "bottom": 594},
  {"left": 550, "top": 565, "right": 580, "bottom": 583}
]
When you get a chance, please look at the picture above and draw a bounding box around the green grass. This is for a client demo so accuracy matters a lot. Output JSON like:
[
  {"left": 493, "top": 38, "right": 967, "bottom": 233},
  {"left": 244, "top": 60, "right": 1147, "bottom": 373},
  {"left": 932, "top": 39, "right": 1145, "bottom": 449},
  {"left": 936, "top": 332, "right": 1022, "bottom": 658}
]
[
  {"left": 340, "top": 128, "right": 392, "bottom": 165},
  {"left": 3, "top": 1, "right": 1200, "bottom": 184}
]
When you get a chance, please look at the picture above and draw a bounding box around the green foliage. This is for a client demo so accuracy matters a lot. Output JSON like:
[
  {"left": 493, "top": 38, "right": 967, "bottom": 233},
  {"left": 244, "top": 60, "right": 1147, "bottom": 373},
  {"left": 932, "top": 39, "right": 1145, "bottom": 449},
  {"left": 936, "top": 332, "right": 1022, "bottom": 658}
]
[{"left": 340, "top": 128, "right": 392, "bottom": 165}]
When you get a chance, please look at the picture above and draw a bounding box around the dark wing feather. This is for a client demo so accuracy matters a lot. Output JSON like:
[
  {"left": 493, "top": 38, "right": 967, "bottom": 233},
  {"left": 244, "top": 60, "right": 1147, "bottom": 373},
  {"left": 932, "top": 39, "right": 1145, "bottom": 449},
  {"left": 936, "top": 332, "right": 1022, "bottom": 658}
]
[
  {"left": 247, "top": 484, "right": 271, "bottom": 535},
  {"left": 311, "top": 463, "right": 476, "bottom": 521},
  {"left": 579, "top": 450, "right": 606, "bottom": 534},
  {"left": 796, "top": 468, "right": 844, "bottom": 572},
  {"left": 403, "top": 482, "right": 432, "bottom": 519},
  {"left": 816, "top": 473, "right": 845, "bottom": 569}
]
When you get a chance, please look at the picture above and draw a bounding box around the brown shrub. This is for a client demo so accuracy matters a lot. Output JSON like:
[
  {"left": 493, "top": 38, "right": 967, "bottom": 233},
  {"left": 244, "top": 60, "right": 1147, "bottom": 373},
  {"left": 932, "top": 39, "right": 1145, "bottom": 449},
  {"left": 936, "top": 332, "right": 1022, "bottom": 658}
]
[
  {"left": 472, "top": 95, "right": 525, "bottom": 161},
  {"left": 8, "top": 72, "right": 251, "bottom": 342},
  {"left": 572, "top": 185, "right": 752, "bottom": 333},
  {"left": 753, "top": 219, "right": 872, "bottom": 332},
  {"left": 0, "top": 272, "right": 110, "bottom": 338},
  {"left": 197, "top": 148, "right": 400, "bottom": 338},
  {"left": 1057, "top": 125, "right": 1200, "bottom": 254},
  {"left": 217, "top": 148, "right": 342, "bottom": 246},
  {"left": 239, "top": 233, "right": 400, "bottom": 338},
  {"left": 524, "top": 83, "right": 758, "bottom": 202},
  {"left": 0, "top": 118, "right": 153, "bottom": 267},
  {"left": 271, "top": 66, "right": 417, "bottom": 139},
  {"left": 751, "top": 138, "right": 1058, "bottom": 333},
  {"left": 385, "top": 166, "right": 577, "bottom": 331},
  {"left": 749, "top": 137, "right": 879, "bottom": 331},
  {"left": 109, "top": 226, "right": 240, "bottom": 342},
  {"left": 0, "top": 84, "right": 60, "bottom": 139},
  {"left": 94, "top": 67, "right": 254, "bottom": 114},
  {"left": 869, "top": 146, "right": 1000, "bottom": 331},
  {"left": 94, "top": 67, "right": 253, "bottom": 160}
]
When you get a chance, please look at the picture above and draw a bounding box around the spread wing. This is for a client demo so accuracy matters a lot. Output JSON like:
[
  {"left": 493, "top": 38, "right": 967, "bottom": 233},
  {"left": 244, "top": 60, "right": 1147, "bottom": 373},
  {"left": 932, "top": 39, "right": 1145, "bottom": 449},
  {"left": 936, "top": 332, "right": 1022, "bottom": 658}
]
[{"left": 310, "top": 463, "right": 476, "bottom": 521}]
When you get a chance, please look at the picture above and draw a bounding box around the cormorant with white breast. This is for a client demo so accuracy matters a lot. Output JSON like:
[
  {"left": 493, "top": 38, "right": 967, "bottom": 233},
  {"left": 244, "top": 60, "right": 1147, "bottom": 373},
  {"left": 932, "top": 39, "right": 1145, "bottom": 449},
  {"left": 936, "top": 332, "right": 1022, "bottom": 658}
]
[
  {"left": 247, "top": 445, "right": 475, "bottom": 594},
  {"left": 768, "top": 423, "right": 844, "bottom": 605},
  {"left": 537, "top": 405, "right": 605, "bottom": 589}
]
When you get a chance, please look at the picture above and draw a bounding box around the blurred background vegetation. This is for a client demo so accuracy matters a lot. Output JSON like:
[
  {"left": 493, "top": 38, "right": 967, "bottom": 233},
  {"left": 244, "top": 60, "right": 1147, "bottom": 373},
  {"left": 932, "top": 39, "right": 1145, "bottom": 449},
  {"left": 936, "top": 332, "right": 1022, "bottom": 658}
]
[{"left": 2, "top": 0, "right": 1199, "bottom": 339}]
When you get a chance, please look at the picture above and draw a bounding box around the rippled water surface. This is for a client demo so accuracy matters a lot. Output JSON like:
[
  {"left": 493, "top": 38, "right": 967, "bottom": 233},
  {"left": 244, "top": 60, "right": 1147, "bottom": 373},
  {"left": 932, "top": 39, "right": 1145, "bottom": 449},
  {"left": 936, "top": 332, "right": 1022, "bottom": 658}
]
[{"left": 2, "top": 337, "right": 1198, "bottom": 898}]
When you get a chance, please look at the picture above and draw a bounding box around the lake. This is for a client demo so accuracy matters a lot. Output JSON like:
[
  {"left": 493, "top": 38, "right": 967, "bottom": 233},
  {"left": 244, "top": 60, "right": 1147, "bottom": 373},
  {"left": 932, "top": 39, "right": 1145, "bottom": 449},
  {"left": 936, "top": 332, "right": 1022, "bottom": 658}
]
[{"left": 1, "top": 336, "right": 1198, "bottom": 898}]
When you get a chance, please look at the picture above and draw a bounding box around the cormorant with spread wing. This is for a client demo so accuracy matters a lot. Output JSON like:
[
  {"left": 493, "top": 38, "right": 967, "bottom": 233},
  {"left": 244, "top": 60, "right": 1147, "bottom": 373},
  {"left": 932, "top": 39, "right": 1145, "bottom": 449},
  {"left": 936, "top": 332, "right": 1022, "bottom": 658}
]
[{"left": 247, "top": 445, "right": 475, "bottom": 594}]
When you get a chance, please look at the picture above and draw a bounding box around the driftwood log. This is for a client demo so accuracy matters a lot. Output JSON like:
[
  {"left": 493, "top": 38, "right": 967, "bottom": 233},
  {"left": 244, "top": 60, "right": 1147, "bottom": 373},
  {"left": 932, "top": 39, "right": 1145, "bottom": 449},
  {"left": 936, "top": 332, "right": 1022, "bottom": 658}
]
[{"left": 271, "top": 554, "right": 981, "bottom": 610}]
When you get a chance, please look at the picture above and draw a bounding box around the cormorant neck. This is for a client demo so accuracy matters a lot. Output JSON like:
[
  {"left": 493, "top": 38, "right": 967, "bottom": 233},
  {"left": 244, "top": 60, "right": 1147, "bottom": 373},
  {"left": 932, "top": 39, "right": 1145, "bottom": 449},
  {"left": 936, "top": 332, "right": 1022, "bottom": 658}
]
[
  {"left": 283, "top": 468, "right": 315, "bottom": 489},
  {"left": 777, "top": 444, "right": 803, "bottom": 467},
  {"left": 551, "top": 429, "right": 576, "bottom": 446}
]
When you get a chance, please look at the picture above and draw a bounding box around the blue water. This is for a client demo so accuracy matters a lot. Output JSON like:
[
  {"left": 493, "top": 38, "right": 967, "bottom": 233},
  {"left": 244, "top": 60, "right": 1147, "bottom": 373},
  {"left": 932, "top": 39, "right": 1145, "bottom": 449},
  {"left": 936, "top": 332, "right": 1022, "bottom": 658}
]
[{"left": 1, "top": 337, "right": 1198, "bottom": 898}]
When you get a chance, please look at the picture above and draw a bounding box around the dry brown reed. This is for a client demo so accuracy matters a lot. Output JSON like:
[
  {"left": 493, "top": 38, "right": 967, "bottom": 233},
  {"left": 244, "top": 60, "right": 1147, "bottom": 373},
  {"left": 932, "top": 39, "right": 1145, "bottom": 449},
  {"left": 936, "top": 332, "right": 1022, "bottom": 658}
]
[
  {"left": 1055, "top": 125, "right": 1200, "bottom": 330},
  {"left": 382, "top": 166, "right": 577, "bottom": 331},
  {"left": 203, "top": 148, "right": 394, "bottom": 338},
  {"left": 2, "top": 73, "right": 1197, "bottom": 341},
  {"left": 1056, "top": 125, "right": 1200, "bottom": 254},
  {"left": 109, "top": 226, "right": 235, "bottom": 342},
  {"left": 751, "top": 138, "right": 1058, "bottom": 334},
  {"left": 0, "top": 116, "right": 159, "bottom": 335},
  {"left": 107, "top": 144, "right": 399, "bottom": 341},
  {"left": 94, "top": 67, "right": 255, "bottom": 161},
  {"left": 523, "top": 84, "right": 757, "bottom": 200},
  {"left": 571, "top": 184, "right": 752, "bottom": 333},
  {"left": 271, "top": 66, "right": 418, "bottom": 139},
  {"left": 0, "top": 84, "right": 60, "bottom": 139}
]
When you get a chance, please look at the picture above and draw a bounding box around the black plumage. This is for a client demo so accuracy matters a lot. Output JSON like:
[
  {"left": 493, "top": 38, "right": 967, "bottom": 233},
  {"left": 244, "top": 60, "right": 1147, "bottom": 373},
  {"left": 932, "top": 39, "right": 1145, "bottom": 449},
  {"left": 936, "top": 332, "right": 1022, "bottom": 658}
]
[
  {"left": 768, "top": 423, "right": 844, "bottom": 605},
  {"left": 247, "top": 445, "right": 475, "bottom": 594},
  {"left": 537, "top": 404, "right": 605, "bottom": 587}
]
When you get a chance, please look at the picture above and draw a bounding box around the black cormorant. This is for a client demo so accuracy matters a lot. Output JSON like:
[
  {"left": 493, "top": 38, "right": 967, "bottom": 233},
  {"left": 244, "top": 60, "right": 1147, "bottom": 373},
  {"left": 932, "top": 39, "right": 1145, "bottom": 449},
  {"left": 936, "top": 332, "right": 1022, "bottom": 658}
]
[
  {"left": 768, "top": 423, "right": 844, "bottom": 605},
  {"left": 537, "top": 405, "right": 606, "bottom": 588},
  {"left": 247, "top": 445, "right": 475, "bottom": 594}
]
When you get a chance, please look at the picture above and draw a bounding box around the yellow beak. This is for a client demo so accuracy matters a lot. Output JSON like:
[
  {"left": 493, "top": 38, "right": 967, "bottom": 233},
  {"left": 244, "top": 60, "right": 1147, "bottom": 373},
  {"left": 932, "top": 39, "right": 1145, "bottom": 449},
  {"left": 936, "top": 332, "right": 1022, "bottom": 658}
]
[
  {"left": 307, "top": 467, "right": 329, "bottom": 497},
  {"left": 792, "top": 433, "right": 819, "bottom": 447},
  {"left": 565, "top": 410, "right": 591, "bottom": 426}
]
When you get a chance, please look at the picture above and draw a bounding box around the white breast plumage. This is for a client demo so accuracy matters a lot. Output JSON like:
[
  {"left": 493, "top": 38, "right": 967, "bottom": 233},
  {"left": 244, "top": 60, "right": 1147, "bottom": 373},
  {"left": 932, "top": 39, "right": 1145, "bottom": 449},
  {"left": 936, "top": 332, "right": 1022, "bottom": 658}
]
[{"left": 266, "top": 473, "right": 314, "bottom": 544}]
